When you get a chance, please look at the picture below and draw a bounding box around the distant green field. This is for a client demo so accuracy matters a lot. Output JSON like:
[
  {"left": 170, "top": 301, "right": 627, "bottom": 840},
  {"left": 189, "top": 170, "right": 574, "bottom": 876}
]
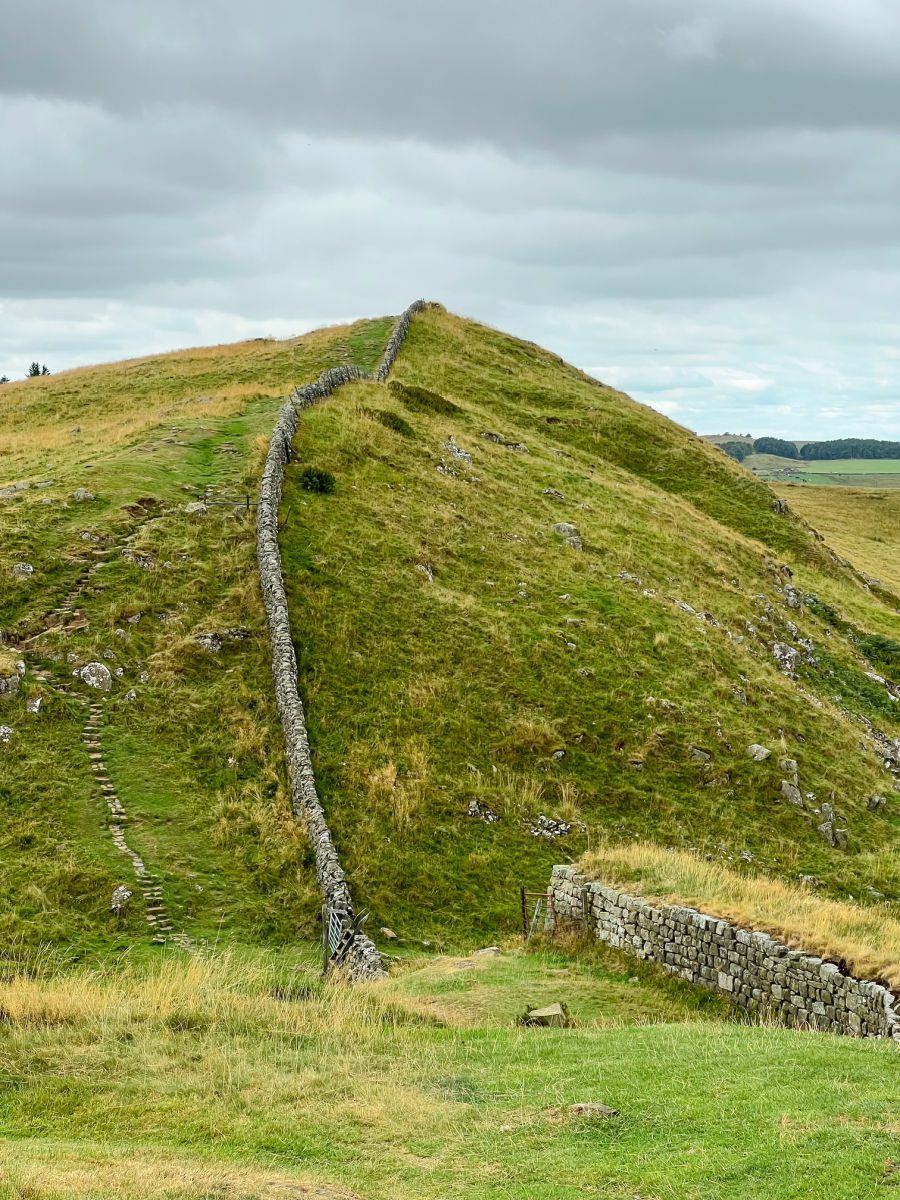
[{"left": 744, "top": 453, "right": 900, "bottom": 487}]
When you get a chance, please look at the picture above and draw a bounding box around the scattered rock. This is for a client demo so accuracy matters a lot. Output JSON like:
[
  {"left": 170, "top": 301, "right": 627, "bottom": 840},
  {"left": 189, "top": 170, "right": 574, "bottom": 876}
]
[
  {"left": 732, "top": 687, "right": 748, "bottom": 705},
  {"left": 783, "top": 585, "right": 803, "bottom": 610},
  {"left": 12, "top": 562, "right": 35, "bottom": 578},
  {"left": 543, "top": 488, "right": 566, "bottom": 501},
  {"left": 867, "top": 794, "right": 887, "bottom": 813},
  {"left": 576, "top": 666, "right": 594, "bottom": 678},
  {"left": 474, "top": 946, "right": 501, "bottom": 955},
  {"left": 79, "top": 530, "right": 100, "bottom": 542},
  {"left": 617, "top": 571, "right": 642, "bottom": 585},
  {"left": 72, "top": 487, "right": 95, "bottom": 502},
  {"left": 817, "top": 801, "right": 849, "bottom": 849},
  {"left": 183, "top": 501, "right": 209, "bottom": 515},
  {"left": 195, "top": 632, "right": 223, "bottom": 653},
  {"left": 526, "top": 815, "right": 572, "bottom": 839},
  {"left": 568, "top": 1102, "right": 619, "bottom": 1120},
  {"left": 467, "top": 798, "right": 499, "bottom": 823},
  {"left": 772, "top": 642, "right": 800, "bottom": 674},
  {"left": 379, "top": 927, "right": 398, "bottom": 940},
  {"left": 552, "top": 522, "right": 582, "bottom": 551},
  {"left": 748, "top": 744, "right": 771, "bottom": 762},
  {"left": 551, "top": 748, "right": 566, "bottom": 760},
  {"left": 0, "top": 670, "right": 20, "bottom": 698},
  {"left": 780, "top": 780, "right": 804, "bottom": 807},
  {"left": 124, "top": 689, "right": 137, "bottom": 702},
  {"left": 123, "top": 549, "right": 156, "bottom": 570},
  {"left": 221, "top": 627, "right": 250, "bottom": 642},
  {"left": 779, "top": 757, "right": 799, "bottom": 786},
  {"left": 416, "top": 563, "right": 435, "bottom": 583},
  {"left": 445, "top": 436, "right": 472, "bottom": 465},
  {"left": 26, "top": 695, "right": 41, "bottom": 714},
  {"left": 78, "top": 662, "right": 113, "bottom": 691},
  {"left": 0, "top": 724, "right": 12, "bottom": 743},
  {"left": 518, "top": 1002, "right": 573, "bottom": 1028},
  {"left": 690, "top": 747, "right": 712, "bottom": 764},
  {"left": 772, "top": 498, "right": 787, "bottom": 514},
  {"left": 480, "top": 431, "right": 528, "bottom": 452}
]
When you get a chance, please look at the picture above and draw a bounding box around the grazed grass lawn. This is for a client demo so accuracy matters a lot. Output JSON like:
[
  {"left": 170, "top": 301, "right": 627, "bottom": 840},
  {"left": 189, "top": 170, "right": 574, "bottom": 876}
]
[{"left": 0, "top": 946, "right": 897, "bottom": 1200}]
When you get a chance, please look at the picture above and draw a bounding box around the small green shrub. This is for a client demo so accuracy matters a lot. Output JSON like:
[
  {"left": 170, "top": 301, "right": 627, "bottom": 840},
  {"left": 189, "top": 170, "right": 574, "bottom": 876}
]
[
  {"left": 388, "top": 380, "right": 460, "bottom": 417},
  {"left": 364, "top": 407, "right": 415, "bottom": 438},
  {"left": 859, "top": 633, "right": 900, "bottom": 675},
  {"left": 298, "top": 466, "right": 336, "bottom": 494}
]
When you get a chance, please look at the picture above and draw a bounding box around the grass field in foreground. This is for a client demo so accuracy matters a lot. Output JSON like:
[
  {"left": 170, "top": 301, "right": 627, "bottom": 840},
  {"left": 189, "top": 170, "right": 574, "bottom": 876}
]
[{"left": 0, "top": 944, "right": 898, "bottom": 1200}]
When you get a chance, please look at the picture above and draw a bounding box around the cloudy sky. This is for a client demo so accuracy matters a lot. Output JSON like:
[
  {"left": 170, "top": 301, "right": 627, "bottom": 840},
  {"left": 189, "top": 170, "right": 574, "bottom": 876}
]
[{"left": 3, "top": 1, "right": 900, "bottom": 437}]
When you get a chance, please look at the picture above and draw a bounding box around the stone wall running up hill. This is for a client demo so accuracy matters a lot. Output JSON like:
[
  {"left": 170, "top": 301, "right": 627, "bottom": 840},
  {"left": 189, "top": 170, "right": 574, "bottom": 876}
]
[
  {"left": 549, "top": 865, "right": 900, "bottom": 1040},
  {"left": 256, "top": 300, "right": 429, "bottom": 981}
]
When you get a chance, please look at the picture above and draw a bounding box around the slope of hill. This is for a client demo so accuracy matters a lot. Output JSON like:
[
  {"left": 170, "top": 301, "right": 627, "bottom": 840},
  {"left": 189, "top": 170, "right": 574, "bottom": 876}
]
[
  {"left": 3, "top": 306, "right": 900, "bottom": 954},
  {"left": 278, "top": 307, "right": 900, "bottom": 941},
  {"left": 0, "top": 318, "right": 393, "bottom": 951}
]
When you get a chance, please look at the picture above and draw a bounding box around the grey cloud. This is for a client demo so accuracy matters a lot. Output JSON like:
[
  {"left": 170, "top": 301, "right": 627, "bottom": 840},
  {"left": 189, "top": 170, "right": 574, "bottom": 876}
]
[{"left": 2, "top": 0, "right": 900, "bottom": 437}]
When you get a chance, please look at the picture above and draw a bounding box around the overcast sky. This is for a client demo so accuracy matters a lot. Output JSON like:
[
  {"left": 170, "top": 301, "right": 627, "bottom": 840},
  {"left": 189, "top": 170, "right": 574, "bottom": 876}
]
[{"left": 3, "top": 1, "right": 900, "bottom": 437}]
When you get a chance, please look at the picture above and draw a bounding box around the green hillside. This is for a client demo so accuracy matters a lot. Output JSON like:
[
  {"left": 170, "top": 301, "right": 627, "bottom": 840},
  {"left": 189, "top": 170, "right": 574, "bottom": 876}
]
[
  {"left": 4, "top": 305, "right": 900, "bottom": 1198},
  {"left": 3, "top": 306, "right": 900, "bottom": 957},
  {"left": 281, "top": 307, "right": 900, "bottom": 941}
]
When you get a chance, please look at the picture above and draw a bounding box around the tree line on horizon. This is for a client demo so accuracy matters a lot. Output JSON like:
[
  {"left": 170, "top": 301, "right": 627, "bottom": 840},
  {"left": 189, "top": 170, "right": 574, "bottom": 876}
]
[{"left": 720, "top": 436, "right": 900, "bottom": 463}]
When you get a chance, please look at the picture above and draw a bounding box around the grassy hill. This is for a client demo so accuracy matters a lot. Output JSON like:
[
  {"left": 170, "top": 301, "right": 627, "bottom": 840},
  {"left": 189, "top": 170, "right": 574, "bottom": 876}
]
[
  {"left": 3, "top": 306, "right": 900, "bottom": 1197},
  {"left": 280, "top": 307, "right": 900, "bottom": 941},
  {"left": 3, "top": 306, "right": 900, "bottom": 952}
]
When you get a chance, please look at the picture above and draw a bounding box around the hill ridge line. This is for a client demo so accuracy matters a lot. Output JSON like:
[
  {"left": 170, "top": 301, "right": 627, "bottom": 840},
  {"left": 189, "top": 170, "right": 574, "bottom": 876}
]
[{"left": 256, "top": 300, "right": 431, "bottom": 980}]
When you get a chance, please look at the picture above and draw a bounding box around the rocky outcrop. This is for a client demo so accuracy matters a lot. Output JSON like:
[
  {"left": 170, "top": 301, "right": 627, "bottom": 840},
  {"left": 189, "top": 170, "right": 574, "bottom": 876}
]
[
  {"left": 548, "top": 865, "right": 900, "bottom": 1040},
  {"left": 256, "top": 301, "right": 431, "bottom": 981}
]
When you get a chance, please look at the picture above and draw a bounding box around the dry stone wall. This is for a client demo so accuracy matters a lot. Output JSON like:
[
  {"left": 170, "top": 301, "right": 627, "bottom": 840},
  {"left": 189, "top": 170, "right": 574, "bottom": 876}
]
[
  {"left": 549, "top": 865, "right": 900, "bottom": 1041},
  {"left": 256, "top": 301, "right": 429, "bottom": 981}
]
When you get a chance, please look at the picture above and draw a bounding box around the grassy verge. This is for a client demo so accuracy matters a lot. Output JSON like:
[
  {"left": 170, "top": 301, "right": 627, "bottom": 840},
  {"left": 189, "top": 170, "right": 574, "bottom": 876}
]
[{"left": 579, "top": 842, "right": 900, "bottom": 985}]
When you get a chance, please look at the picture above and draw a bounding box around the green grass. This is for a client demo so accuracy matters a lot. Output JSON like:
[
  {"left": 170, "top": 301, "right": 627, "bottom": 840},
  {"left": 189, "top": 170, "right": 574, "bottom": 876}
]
[
  {"left": 279, "top": 308, "right": 900, "bottom": 942},
  {"left": 0, "top": 946, "right": 898, "bottom": 1200},
  {"left": 3, "top": 306, "right": 900, "bottom": 1197},
  {"left": 0, "top": 317, "right": 393, "bottom": 954},
  {"left": 744, "top": 453, "right": 900, "bottom": 488}
]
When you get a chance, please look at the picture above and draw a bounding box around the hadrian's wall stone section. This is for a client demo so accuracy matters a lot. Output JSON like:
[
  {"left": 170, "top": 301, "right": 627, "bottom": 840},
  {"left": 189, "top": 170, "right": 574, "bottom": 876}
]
[
  {"left": 549, "top": 866, "right": 900, "bottom": 1040},
  {"left": 256, "top": 300, "right": 429, "bottom": 981}
]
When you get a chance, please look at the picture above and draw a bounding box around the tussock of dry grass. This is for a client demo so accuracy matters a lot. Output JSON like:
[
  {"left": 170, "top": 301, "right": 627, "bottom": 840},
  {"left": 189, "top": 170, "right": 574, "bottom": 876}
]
[
  {"left": 580, "top": 842, "right": 900, "bottom": 985},
  {"left": 0, "top": 1143, "right": 357, "bottom": 1200}
]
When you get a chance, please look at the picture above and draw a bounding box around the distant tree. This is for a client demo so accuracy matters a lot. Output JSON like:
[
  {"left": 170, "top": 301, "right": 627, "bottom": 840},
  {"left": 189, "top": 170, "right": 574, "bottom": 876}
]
[
  {"left": 27, "top": 362, "right": 50, "bottom": 377},
  {"left": 719, "top": 441, "right": 750, "bottom": 462},
  {"left": 0, "top": 375, "right": 9, "bottom": 384},
  {"left": 752, "top": 436, "right": 799, "bottom": 459},
  {"left": 800, "top": 437, "right": 900, "bottom": 461}
]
